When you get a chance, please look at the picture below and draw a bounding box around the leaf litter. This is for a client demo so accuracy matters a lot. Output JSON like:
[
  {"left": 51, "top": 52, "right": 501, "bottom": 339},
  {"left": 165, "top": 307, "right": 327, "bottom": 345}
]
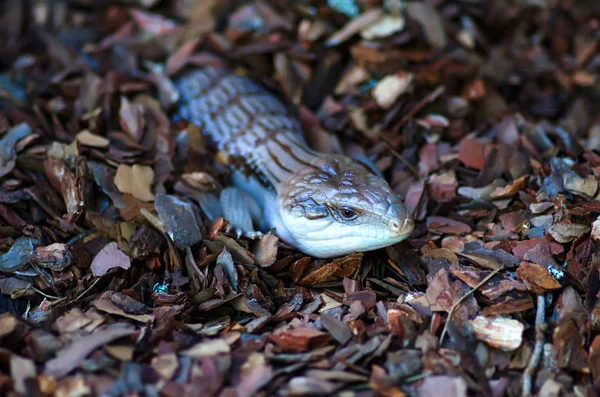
[{"left": 1, "top": 1, "right": 600, "bottom": 396}]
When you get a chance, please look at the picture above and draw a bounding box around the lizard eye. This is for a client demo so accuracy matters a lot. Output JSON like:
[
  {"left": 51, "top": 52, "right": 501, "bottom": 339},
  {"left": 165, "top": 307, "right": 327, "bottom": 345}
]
[{"left": 338, "top": 206, "right": 358, "bottom": 220}]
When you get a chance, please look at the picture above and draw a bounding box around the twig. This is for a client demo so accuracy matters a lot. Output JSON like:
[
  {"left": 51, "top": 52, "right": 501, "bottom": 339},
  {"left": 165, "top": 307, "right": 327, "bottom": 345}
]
[
  {"left": 439, "top": 264, "right": 505, "bottom": 345},
  {"left": 523, "top": 294, "right": 547, "bottom": 397},
  {"left": 74, "top": 277, "right": 101, "bottom": 302},
  {"left": 31, "top": 286, "right": 60, "bottom": 301},
  {"left": 380, "top": 85, "right": 445, "bottom": 178},
  {"left": 66, "top": 227, "right": 98, "bottom": 246},
  {"left": 392, "top": 85, "right": 445, "bottom": 134},
  {"left": 381, "top": 137, "right": 420, "bottom": 177}
]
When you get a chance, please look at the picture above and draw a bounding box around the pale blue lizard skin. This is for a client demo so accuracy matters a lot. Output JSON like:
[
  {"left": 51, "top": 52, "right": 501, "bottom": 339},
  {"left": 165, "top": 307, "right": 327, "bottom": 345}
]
[{"left": 175, "top": 66, "right": 414, "bottom": 258}]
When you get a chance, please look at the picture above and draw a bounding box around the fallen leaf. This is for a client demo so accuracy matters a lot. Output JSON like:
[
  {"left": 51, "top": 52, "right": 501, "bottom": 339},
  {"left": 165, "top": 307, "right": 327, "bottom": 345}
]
[
  {"left": 457, "top": 138, "right": 486, "bottom": 170},
  {"left": 268, "top": 327, "right": 331, "bottom": 353},
  {"left": 406, "top": 2, "right": 447, "bottom": 49},
  {"left": 548, "top": 222, "right": 590, "bottom": 243},
  {"left": 469, "top": 315, "right": 524, "bottom": 351},
  {"left": 114, "top": 164, "right": 155, "bottom": 202},
  {"left": 182, "top": 338, "right": 230, "bottom": 358},
  {"left": 76, "top": 130, "right": 110, "bottom": 148},
  {"left": 591, "top": 216, "right": 600, "bottom": 241},
  {"left": 320, "top": 313, "right": 352, "bottom": 345},
  {"left": 490, "top": 175, "right": 529, "bottom": 198},
  {"left": 155, "top": 194, "right": 202, "bottom": 249},
  {"left": 91, "top": 297, "right": 154, "bottom": 323},
  {"left": 44, "top": 325, "right": 136, "bottom": 378},
  {"left": 298, "top": 253, "right": 363, "bottom": 285},
  {"left": 516, "top": 261, "right": 562, "bottom": 294},
  {"left": 90, "top": 242, "right": 131, "bottom": 277},
  {"left": 361, "top": 15, "right": 405, "bottom": 40},
  {"left": 326, "top": 8, "right": 384, "bottom": 46},
  {"left": 417, "top": 375, "right": 467, "bottom": 397},
  {"left": 426, "top": 216, "right": 471, "bottom": 235},
  {"left": 373, "top": 72, "right": 413, "bottom": 109},
  {"left": 253, "top": 233, "right": 278, "bottom": 267}
]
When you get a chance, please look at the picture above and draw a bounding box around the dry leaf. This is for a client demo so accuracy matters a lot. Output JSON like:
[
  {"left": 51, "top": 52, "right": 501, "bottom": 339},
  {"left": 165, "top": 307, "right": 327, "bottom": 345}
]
[
  {"left": 44, "top": 325, "right": 136, "bottom": 378},
  {"left": 516, "top": 261, "right": 562, "bottom": 294},
  {"left": 548, "top": 222, "right": 590, "bottom": 243},
  {"left": 90, "top": 242, "right": 131, "bottom": 277},
  {"left": 114, "top": 164, "right": 155, "bottom": 202},
  {"left": 373, "top": 72, "right": 413, "bottom": 109},
  {"left": 76, "top": 130, "right": 110, "bottom": 148},
  {"left": 469, "top": 315, "right": 524, "bottom": 351}
]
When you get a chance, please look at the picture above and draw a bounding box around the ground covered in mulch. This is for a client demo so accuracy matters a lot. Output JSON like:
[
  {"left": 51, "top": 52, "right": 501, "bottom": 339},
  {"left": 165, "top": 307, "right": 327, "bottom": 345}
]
[{"left": 1, "top": 0, "right": 600, "bottom": 396}]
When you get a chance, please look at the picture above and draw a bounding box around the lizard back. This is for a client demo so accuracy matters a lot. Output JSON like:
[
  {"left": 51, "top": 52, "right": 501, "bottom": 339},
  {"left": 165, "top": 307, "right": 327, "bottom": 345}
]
[{"left": 175, "top": 66, "right": 319, "bottom": 188}]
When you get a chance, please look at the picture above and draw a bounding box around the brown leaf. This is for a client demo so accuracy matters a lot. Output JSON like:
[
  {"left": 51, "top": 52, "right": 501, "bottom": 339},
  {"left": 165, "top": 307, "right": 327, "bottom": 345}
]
[
  {"left": 253, "top": 234, "right": 278, "bottom": 267},
  {"left": 268, "top": 327, "right": 331, "bottom": 353},
  {"left": 91, "top": 295, "right": 154, "bottom": 323},
  {"left": 44, "top": 325, "right": 136, "bottom": 378},
  {"left": 468, "top": 315, "right": 524, "bottom": 351},
  {"left": 512, "top": 238, "right": 563, "bottom": 260},
  {"left": 114, "top": 164, "right": 155, "bottom": 202},
  {"left": 461, "top": 79, "right": 486, "bottom": 101},
  {"left": 548, "top": 222, "right": 590, "bottom": 243},
  {"left": 457, "top": 138, "right": 486, "bottom": 170},
  {"left": 426, "top": 216, "right": 471, "bottom": 235},
  {"left": 110, "top": 292, "right": 147, "bottom": 314},
  {"left": 490, "top": 175, "right": 529, "bottom": 198},
  {"left": 297, "top": 253, "right": 363, "bottom": 285},
  {"left": 426, "top": 268, "right": 478, "bottom": 319},
  {"left": 516, "top": 261, "right": 562, "bottom": 294},
  {"left": 44, "top": 158, "right": 84, "bottom": 223},
  {"left": 182, "top": 338, "right": 230, "bottom": 358},
  {"left": 236, "top": 353, "right": 273, "bottom": 397},
  {"left": 29, "top": 243, "right": 73, "bottom": 271}
]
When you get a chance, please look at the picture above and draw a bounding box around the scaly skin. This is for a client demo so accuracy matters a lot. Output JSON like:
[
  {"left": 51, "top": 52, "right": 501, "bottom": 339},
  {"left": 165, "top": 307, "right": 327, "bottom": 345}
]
[{"left": 175, "top": 66, "right": 414, "bottom": 258}]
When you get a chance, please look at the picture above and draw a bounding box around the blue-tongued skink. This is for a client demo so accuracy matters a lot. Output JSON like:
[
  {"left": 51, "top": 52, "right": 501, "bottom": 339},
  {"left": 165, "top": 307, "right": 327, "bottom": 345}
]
[{"left": 175, "top": 66, "right": 414, "bottom": 258}]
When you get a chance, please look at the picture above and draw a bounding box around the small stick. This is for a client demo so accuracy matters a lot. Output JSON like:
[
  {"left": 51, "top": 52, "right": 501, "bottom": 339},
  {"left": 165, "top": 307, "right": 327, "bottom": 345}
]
[
  {"left": 66, "top": 227, "right": 98, "bottom": 246},
  {"left": 523, "top": 294, "right": 547, "bottom": 397},
  {"left": 439, "top": 264, "right": 504, "bottom": 345},
  {"left": 392, "top": 85, "right": 445, "bottom": 134},
  {"left": 74, "top": 277, "right": 102, "bottom": 302},
  {"left": 381, "top": 85, "right": 445, "bottom": 178},
  {"left": 381, "top": 137, "right": 420, "bottom": 177}
]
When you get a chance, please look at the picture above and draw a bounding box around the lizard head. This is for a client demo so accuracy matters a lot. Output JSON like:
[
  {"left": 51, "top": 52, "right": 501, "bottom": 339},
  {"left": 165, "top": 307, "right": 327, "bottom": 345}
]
[{"left": 277, "top": 155, "right": 414, "bottom": 258}]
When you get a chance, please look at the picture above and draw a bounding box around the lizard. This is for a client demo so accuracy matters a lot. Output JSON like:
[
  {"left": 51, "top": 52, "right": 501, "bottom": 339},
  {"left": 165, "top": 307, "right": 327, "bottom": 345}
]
[{"left": 174, "top": 65, "right": 414, "bottom": 258}]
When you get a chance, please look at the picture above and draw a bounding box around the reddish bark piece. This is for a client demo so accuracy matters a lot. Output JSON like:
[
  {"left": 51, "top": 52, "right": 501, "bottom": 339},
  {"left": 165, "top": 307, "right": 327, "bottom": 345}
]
[
  {"left": 516, "top": 261, "right": 562, "bottom": 294},
  {"left": 489, "top": 175, "right": 529, "bottom": 198},
  {"left": 268, "top": 327, "right": 331, "bottom": 353},
  {"left": 512, "top": 238, "right": 564, "bottom": 259},
  {"left": 297, "top": 253, "right": 362, "bottom": 285},
  {"left": 426, "top": 216, "right": 471, "bottom": 235},
  {"left": 458, "top": 138, "right": 486, "bottom": 170}
]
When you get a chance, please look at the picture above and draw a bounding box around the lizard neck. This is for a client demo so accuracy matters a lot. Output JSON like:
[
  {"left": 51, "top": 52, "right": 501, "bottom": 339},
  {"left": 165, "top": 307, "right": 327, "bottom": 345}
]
[{"left": 258, "top": 132, "right": 321, "bottom": 189}]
